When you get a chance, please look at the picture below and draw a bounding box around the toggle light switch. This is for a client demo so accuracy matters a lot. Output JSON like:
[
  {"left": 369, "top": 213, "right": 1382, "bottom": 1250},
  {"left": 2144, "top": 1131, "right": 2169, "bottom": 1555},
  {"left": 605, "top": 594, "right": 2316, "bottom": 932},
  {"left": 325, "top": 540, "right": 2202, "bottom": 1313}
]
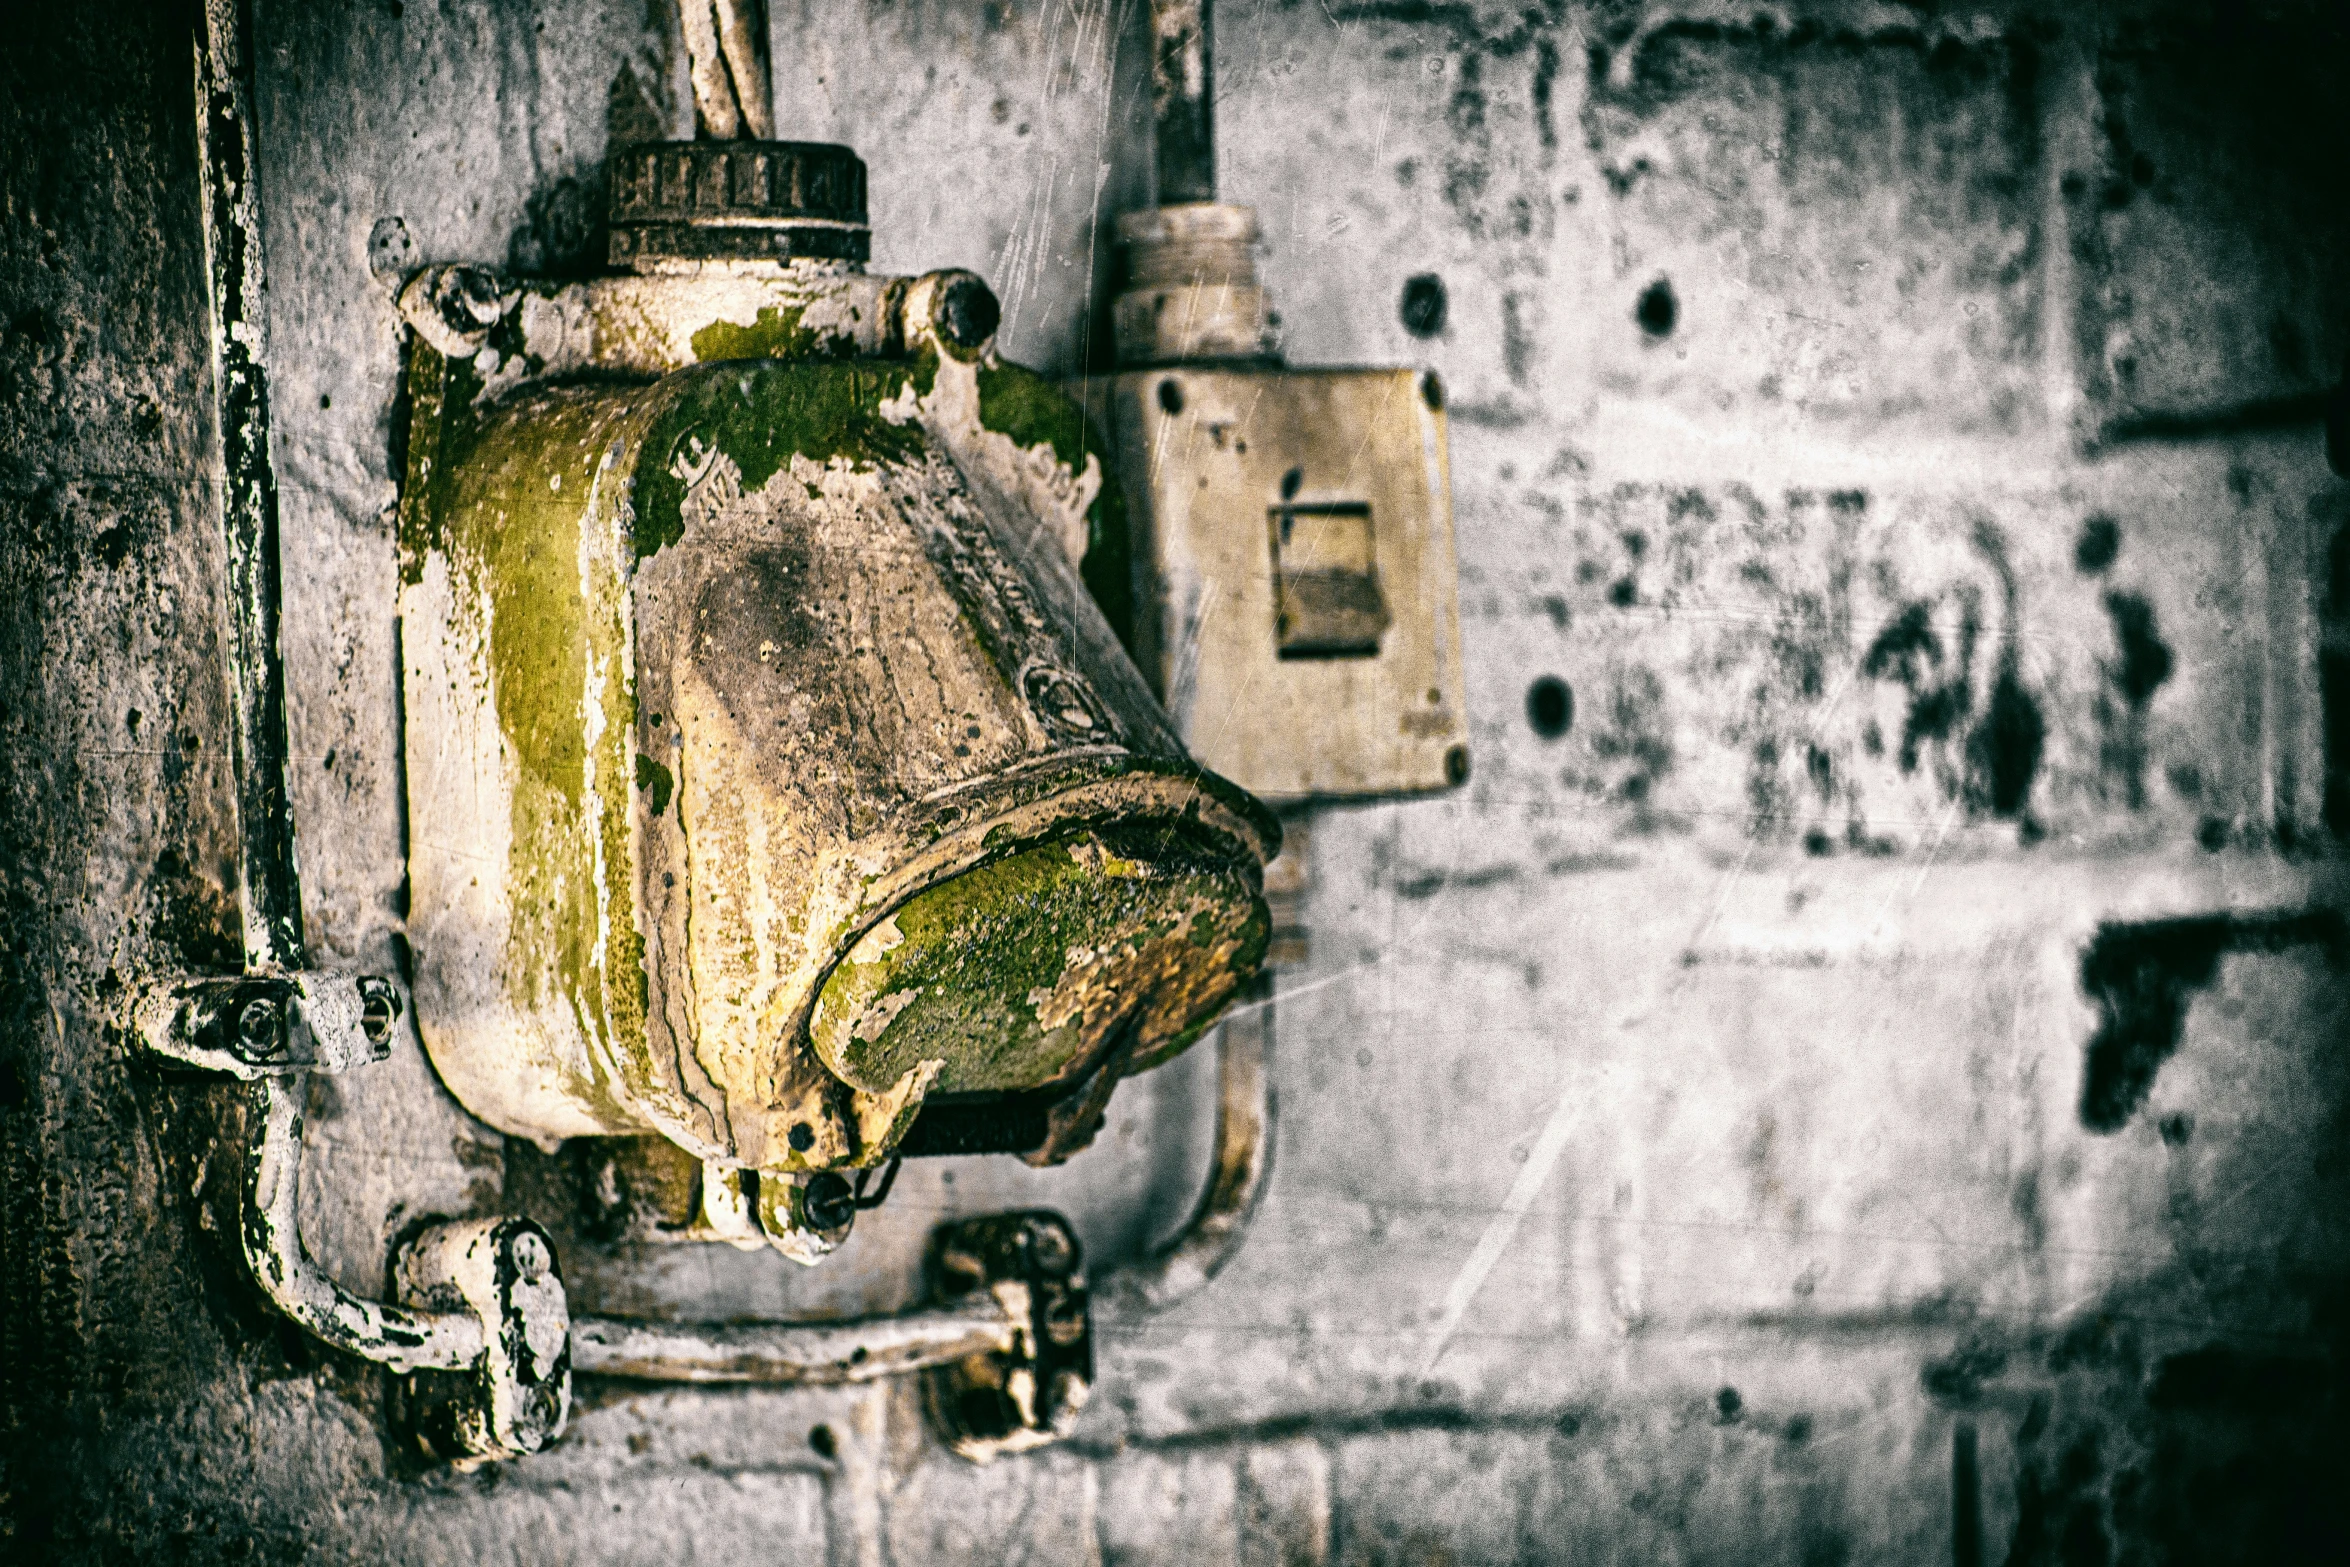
[
  {"left": 1076, "top": 350, "right": 1466, "bottom": 800},
  {"left": 1270, "top": 502, "right": 1388, "bottom": 659}
]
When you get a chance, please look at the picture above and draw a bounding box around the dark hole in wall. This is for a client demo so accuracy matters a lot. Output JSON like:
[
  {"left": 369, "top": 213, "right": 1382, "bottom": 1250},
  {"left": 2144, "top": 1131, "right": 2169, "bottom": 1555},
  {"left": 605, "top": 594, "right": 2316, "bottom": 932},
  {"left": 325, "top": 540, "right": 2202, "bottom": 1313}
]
[
  {"left": 1968, "top": 661, "right": 2045, "bottom": 819},
  {"left": 1635, "top": 277, "right": 1677, "bottom": 338},
  {"left": 2104, "top": 593, "right": 2173, "bottom": 707},
  {"left": 1527, "top": 676, "right": 1573, "bottom": 738},
  {"left": 1400, "top": 273, "right": 1447, "bottom": 338},
  {"left": 2075, "top": 514, "right": 2120, "bottom": 574}
]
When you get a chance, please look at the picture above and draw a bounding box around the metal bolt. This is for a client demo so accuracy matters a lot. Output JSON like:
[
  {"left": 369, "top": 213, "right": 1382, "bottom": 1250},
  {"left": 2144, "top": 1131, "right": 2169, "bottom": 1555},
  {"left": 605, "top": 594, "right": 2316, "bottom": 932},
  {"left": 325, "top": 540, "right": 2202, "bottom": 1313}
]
[
  {"left": 802, "top": 1173, "right": 855, "bottom": 1233},
  {"left": 510, "top": 1230, "right": 551, "bottom": 1284},
  {"left": 448, "top": 266, "right": 508, "bottom": 327},
  {"left": 358, "top": 977, "right": 401, "bottom": 1044},
  {"left": 1043, "top": 1296, "right": 1087, "bottom": 1347},
  {"left": 1399, "top": 273, "right": 1447, "bottom": 338},
  {"left": 1025, "top": 1221, "right": 1075, "bottom": 1278},
  {"left": 237, "top": 997, "right": 286, "bottom": 1059},
  {"left": 931, "top": 275, "right": 1000, "bottom": 353}
]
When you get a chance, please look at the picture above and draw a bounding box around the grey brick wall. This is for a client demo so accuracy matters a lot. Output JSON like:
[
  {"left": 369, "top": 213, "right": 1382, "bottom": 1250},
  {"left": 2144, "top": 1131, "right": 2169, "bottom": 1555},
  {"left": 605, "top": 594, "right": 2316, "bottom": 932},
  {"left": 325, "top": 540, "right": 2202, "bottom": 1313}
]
[{"left": 6, "top": 2, "right": 2347, "bottom": 1562}]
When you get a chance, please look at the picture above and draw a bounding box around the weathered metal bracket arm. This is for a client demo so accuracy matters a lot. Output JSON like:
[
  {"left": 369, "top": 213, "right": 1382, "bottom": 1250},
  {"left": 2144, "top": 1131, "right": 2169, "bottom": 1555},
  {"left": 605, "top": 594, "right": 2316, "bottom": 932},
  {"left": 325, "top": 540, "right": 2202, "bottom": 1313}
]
[
  {"left": 1092, "top": 990, "right": 1272, "bottom": 1317},
  {"left": 569, "top": 1294, "right": 1015, "bottom": 1385},
  {"left": 128, "top": 985, "right": 572, "bottom": 1461},
  {"left": 135, "top": 970, "right": 399, "bottom": 1077},
  {"left": 559, "top": 1003, "right": 1274, "bottom": 1461},
  {"left": 233, "top": 1063, "right": 572, "bottom": 1462},
  {"left": 178, "top": 0, "right": 569, "bottom": 1466},
  {"left": 922, "top": 1212, "right": 1095, "bottom": 1462},
  {"left": 240, "top": 1073, "right": 484, "bottom": 1373}
]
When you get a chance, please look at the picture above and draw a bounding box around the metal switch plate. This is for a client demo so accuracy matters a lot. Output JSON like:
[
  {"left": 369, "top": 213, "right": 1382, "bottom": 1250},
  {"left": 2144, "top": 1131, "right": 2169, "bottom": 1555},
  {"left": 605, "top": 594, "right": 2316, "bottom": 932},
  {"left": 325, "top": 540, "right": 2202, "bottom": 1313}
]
[{"left": 1074, "top": 366, "right": 1468, "bottom": 800}]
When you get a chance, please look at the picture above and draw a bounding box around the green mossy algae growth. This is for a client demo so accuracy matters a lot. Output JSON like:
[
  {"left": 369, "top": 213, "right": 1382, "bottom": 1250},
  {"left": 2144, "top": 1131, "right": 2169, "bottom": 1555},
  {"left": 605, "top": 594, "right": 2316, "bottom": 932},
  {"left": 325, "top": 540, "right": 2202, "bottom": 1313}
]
[
  {"left": 685, "top": 314, "right": 1135, "bottom": 652},
  {"left": 689, "top": 304, "right": 817, "bottom": 364},
  {"left": 811, "top": 822, "right": 1268, "bottom": 1096},
  {"left": 632, "top": 357, "right": 937, "bottom": 557},
  {"left": 420, "top": 376, "right": 650, "bottom": 1113},
  {"left": 974, "top": 361, "right": 1136, "bottom": 655}
]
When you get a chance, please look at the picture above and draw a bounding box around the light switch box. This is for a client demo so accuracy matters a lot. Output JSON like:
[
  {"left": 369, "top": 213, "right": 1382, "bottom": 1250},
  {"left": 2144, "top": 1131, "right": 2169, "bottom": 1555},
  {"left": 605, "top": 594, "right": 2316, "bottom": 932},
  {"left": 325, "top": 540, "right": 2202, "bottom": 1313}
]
[{"left": 1073, "top": 366, "right": 1468, "bottom": 801}]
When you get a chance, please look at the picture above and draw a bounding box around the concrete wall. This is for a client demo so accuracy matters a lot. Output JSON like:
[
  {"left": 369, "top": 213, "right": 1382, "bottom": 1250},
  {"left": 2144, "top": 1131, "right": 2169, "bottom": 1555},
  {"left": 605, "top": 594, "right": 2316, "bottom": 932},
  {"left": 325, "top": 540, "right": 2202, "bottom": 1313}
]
[{"left": 5, "top": 1, "right": 2348, "bottom": 1561}]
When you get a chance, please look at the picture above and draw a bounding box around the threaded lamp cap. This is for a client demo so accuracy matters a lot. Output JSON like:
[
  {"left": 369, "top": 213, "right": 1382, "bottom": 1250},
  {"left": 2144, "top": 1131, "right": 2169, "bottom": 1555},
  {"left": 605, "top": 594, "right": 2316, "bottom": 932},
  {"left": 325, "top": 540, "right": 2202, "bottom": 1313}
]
[
  {"left": 608, "top": 141, "right": 871, "bottom": 270},
  {"left": 1112, "top": 202, "right": 1273, "bottom": 365}
]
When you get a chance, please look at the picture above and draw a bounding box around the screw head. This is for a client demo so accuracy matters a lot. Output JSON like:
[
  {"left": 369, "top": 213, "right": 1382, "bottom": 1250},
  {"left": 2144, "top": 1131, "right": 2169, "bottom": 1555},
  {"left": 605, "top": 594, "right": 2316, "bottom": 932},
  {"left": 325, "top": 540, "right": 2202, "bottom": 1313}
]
[
  {"left": 1025, "top": 1220, "right": 1075, "bottom": 1278},
  {"left": 357, "top": 978, "right": 401, "bottom": 1044},
  {"left": 932, "top": 275, "right": 1001, "bottom": 353},
  {"left": 237, "top": 997, "right": 287, "bottom": 1059},
  {"left": 802, "top": 1173, "right": 855, "bottom": 1233},
  {"left": 509, "top": 1230, "right": 551, "bottom": 1284},
  {"left": 1043, "top": 1299, "right": 1087, "bottom": 1347}
]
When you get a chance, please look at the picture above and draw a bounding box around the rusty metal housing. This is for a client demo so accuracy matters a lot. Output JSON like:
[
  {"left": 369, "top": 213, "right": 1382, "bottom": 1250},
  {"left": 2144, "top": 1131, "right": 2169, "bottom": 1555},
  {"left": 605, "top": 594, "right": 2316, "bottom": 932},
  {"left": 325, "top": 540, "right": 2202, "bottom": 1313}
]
[{"left": 395, "top": 143, "right": 1278, "bottom": 1261}]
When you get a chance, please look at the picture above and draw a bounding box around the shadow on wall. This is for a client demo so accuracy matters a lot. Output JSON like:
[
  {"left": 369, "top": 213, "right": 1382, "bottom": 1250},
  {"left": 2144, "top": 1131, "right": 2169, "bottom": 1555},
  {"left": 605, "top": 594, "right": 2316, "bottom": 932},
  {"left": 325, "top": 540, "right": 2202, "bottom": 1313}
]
[
  {"left": 1929, "top": 1273, "right": 2350, "bottom": 1567},
  {"left": 504, "top": 60, "right": 676, "bottom": 279},
  {"left": 2075, "top": 909, "right": 2344, "bottom": 1134},
  {"left": 1920, "top": 902, "right": 2350, "bottom": 1565}
]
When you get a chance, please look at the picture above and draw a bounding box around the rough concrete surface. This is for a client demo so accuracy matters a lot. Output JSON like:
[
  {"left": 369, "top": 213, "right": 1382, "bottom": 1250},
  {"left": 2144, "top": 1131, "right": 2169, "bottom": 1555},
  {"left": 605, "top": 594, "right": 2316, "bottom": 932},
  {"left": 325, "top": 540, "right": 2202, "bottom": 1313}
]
[{"left": 6, "top": 1, "right": 2350, "bottom": 1562}]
